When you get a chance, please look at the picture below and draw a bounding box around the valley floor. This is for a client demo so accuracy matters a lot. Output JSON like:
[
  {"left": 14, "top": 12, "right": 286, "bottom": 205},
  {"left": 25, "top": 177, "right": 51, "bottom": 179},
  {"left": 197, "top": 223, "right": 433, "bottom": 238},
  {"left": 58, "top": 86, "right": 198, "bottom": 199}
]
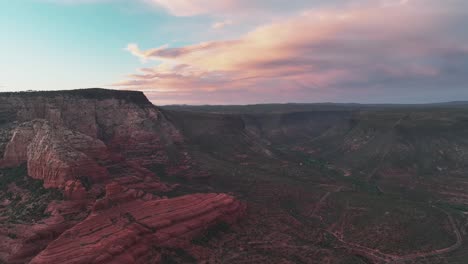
[{"left": 179, "top": 141, "right": 468, "bottom": 264}]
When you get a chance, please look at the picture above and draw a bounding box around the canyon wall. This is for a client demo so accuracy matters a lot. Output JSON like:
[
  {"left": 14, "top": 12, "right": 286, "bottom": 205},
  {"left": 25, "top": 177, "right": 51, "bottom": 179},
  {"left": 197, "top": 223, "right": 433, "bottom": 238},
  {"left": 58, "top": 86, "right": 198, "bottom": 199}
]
[{"left": 0, "top": 89, "right": 245, "bottom": 263}]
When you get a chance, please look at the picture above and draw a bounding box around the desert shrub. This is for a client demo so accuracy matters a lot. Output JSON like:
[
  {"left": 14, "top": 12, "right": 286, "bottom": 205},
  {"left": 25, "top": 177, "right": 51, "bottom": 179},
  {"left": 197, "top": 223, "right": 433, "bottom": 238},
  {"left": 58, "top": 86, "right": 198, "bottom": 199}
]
[
  {"left": 0, "top": 164, "right": 62, "bottom": 223},
  {"left": 192, "top": 221, "right": 230, "bottom": 245}
]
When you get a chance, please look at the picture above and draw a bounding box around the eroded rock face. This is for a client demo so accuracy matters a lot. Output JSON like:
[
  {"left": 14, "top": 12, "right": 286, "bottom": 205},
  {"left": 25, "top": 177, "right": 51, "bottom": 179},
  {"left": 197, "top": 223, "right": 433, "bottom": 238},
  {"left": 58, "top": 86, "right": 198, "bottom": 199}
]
[
  {"left": 63, "top": 181, "right": 87, "bottom": 201},
  {"left": 0, "top": 90, "right": 183, "bottom": 167},
  {"left": 0, "top": 120, "right": 110, "bottom": 188},
  {"left": 105, "top": 182, "right": 123, "bottom": 197},
  {"left": 30, "top": 193, "right": 245, "bottom": 264},
  {"left": 4, "top": 200, "right": 91, "bottom": 264},
  {"left": 0, "top": 90, "right": 245, "bottom": 263},
  {"left": 0, "top": 89, "right": 196, "bottom": 187}
]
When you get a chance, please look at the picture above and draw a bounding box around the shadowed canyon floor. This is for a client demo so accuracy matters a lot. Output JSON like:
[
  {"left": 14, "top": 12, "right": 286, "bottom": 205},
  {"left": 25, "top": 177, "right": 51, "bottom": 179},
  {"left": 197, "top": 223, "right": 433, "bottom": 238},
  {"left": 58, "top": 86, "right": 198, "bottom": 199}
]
[
  {"left": 1, "top": 89, "right": 468, "bottom": 263},
  {"left": 164, "top": 103, "right": 468, "bottom": 264}
]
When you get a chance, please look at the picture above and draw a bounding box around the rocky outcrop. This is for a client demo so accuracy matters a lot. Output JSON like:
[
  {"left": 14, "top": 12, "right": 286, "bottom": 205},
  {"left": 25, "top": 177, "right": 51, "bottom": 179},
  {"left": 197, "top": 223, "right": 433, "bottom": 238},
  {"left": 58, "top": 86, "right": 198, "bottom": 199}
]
[
  {"left": 63, "top": 181, "right": 87, "bottom": 201},
  {"left": 105, "top": 182, "right": 123, "bottom": 197},
  {"left": 0, "top": 89, "right": 193, "bottom": 183},
  {"left": 5, "top": 200, "right": 91, "bottom": 264},
  {"left": 0, "top": 89, "right": 183, "bottom": 166},
  {"left": 30, "top": 193, "right": 245, "bottom": 264},
  {"left": 0, "top": 120, "right": 110, "bottom": 188}
]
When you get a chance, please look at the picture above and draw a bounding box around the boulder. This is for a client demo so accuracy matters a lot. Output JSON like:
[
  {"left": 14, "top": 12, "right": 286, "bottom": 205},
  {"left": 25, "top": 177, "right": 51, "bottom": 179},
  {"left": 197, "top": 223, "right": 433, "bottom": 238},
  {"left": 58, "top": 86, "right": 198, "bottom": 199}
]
[{"left": 63, "top": 181, "right": 87, "bottom": 201}]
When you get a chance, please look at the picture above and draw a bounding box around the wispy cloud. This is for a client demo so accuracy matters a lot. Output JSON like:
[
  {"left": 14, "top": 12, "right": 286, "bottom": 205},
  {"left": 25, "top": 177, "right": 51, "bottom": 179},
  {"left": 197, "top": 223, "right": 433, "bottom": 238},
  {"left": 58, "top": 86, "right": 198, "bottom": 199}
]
[
  {"left": 212, "top": 19, "right": 233, "bottom": 30},
  {"left": 47, "top": 0, "right": 412, "bottom": 16},
  {"left": 40, "top": 0, "right": 468, "bottom": 104},
  {"left": 143, "top": 0, "right": 425, "bottom": 16}
]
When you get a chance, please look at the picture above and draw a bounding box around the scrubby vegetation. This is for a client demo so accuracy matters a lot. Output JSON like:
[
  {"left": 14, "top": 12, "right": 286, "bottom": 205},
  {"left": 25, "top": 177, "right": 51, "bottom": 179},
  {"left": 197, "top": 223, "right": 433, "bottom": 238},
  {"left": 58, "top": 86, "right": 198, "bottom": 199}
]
[
  {"left": 192, "top": 221, "right": 231, "bottom": 246},
  {"left": 159, "top": 248, "right": 196, "bottom": 264},
  {"left": 166, "top": 104, "right": 468, "bottom": 263},
  {"left": 0, "top": 164, "right": 62, "bottom": 223}
]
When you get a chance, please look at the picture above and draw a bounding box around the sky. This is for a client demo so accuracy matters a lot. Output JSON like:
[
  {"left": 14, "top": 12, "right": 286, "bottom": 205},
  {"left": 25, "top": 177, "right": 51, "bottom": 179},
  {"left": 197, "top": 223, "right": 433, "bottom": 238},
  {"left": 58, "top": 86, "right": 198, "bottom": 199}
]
[{"left": 1, "top": 0, "right": 467, "bottom": 105}]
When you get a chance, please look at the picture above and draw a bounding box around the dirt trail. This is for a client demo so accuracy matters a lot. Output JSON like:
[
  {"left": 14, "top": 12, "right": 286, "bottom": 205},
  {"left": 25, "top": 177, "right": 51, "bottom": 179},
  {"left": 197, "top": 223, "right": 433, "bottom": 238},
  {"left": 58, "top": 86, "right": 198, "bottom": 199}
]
[
  {"left": 308, "top": 186, "right": 343, "bottom": 217},
  {"left": 325, "top": 205, "right": 462, "bottom": 264},
  {"left": 387, "top": 207, "right": 462, "bottom": 263},
  {"left": 324, "top": 229, "right": 399, "bottom": 263}
]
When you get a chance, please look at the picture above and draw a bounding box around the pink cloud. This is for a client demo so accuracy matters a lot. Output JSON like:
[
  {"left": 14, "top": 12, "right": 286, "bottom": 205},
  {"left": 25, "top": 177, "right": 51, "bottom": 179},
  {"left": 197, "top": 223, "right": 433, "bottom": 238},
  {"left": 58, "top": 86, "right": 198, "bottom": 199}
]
[
  {"left": 144, "top": 0, "right": 432, "bottom": 17},
  {"left": 115, "top": 2, "right": 468, "bottom": 104},
  {"left": 145, "top": 0, "right": 316, "bottom": 16}
]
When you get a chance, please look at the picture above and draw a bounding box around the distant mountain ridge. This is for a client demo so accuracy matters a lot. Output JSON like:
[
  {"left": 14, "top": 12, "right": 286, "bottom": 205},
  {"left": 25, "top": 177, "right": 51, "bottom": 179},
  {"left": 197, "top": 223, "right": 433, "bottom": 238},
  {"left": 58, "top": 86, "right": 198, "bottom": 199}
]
[{"left": 163, "top": 101, "right": 468, "bottom": 114}]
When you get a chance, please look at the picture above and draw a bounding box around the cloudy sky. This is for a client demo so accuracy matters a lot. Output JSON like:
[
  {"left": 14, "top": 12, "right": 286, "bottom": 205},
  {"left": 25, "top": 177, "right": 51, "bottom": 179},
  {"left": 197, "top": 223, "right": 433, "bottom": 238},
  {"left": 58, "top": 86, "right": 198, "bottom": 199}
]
[{"left": 1, "top": 0, "right": 467, "bottom": 104}]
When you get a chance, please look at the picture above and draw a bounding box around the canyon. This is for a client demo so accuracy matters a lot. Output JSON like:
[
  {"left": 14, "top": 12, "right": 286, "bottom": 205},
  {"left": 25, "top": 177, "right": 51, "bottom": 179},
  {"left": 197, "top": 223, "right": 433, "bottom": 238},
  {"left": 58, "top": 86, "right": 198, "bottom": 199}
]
[
  {"left": 1, "top": 89, "right": 468, "bottom": 263},
  {"left": 0, "top": 89, "right": 245, "bottom": 264}
]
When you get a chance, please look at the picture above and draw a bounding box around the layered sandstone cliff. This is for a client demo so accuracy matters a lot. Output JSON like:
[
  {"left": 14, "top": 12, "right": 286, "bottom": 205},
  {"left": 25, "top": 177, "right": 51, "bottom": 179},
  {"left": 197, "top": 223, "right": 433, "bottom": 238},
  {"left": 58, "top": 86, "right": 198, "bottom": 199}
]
[
  {"left": 0, "top": 89, "right": 191, "bottom": 187},
  {"left": 0, "top": 89, "right": 245, "bottom": 263},
  {"left": 30, "top": 193, "right": 245, "bottom": 264},
  {"left": 1, "top": 120, "right": 110, "bottom": 188}
]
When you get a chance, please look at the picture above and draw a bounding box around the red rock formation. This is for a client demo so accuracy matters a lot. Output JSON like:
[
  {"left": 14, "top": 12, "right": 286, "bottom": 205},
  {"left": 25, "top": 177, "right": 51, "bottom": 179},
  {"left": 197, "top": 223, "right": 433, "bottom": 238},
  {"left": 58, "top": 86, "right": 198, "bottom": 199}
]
[
  {"left": 0, "top": 90, "right": 183, "bottom": 165},
  {"left": 0, "top": 89, "right": 195, "bottom": 184},
  {"left": 0, "top": 120, "right": 110, "bottom": 188},
  {"left": 92, "top": 182, "right": 166, "bottom": 212},
  {"left": 0, "top": 90, "right": 246, "bottom": 263},
  {"left": 105, "top": 182, "right": 122, "bottom": 197},
  {"left": 63, "top": 181, "right": 87, "bottom": 201},
  {"left": 30, "top": 193, "right": 245, "bottom": 264},
  {"left": 5, "top": 201, "right": 91, "bottom": 264}
]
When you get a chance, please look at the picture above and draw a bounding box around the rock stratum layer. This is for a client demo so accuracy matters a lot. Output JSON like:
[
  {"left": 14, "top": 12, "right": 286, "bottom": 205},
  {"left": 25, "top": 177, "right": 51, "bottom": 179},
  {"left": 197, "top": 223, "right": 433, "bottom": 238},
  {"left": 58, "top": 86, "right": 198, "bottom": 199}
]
[
  {"left": 0, "top": 89, "right": 202, "bottom": 187},
  {"left": 0, "top": 89, "right": 244, "bottom": 263},
  {"left": 30, "top": 193, "right": 244, "bottom": 264},
  {"left": 1, "top": 120, "right": 110, "bottom": 188}
]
